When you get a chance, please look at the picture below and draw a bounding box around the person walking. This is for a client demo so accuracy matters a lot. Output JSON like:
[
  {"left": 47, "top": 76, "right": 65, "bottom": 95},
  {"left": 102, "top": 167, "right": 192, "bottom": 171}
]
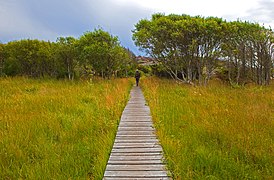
[{"left": 135, "top": 69, "right": 141, "bottom": 86}]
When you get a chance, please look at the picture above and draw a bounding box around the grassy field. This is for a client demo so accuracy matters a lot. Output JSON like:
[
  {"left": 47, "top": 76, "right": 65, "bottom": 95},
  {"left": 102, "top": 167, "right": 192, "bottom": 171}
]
[
  {"left": 142, "top": 77, "right": 273, "bottom": 179},
  {"left": 0, "top": 77, "right": 132, "bottom": 179}
]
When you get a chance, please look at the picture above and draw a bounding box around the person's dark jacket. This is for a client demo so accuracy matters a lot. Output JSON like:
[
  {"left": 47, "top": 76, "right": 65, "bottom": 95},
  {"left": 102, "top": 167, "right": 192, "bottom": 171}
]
[{"left": 135, "top": 71, "right": 141, "bottom": 79}]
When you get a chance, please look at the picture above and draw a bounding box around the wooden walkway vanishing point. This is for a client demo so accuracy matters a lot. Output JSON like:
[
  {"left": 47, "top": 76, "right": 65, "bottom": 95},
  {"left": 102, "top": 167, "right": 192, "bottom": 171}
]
[{"left": 103, "top": 86, "right": 170, "bottom": 180}]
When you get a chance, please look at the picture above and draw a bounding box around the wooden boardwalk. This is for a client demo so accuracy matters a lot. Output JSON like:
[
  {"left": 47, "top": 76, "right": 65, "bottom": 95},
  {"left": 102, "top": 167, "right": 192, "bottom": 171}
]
[{"left": 103, "top": 86, "right": 170, "bottom": 180}]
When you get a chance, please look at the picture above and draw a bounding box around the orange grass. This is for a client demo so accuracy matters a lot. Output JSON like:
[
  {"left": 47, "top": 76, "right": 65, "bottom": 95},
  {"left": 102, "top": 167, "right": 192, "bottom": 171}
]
[
  {"left": 142, "top": 77, "right": 273, "bottom": 179},
  {"left": 0, "top": 77, "right": 132, "bottom": 179}
]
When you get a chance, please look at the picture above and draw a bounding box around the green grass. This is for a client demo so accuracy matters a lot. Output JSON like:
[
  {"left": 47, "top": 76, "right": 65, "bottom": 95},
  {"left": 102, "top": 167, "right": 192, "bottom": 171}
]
[
  {"left": 0, "top": 77, "right": 132, "bottom": 179},
  {"left": 142, "top": 77, "right": 273, "bottom": 179}
]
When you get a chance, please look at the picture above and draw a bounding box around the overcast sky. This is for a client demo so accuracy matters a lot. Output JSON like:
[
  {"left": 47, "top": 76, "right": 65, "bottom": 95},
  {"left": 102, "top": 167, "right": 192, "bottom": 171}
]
[{"left": 1, "top": 0, "right": 273, "bottom": 55}]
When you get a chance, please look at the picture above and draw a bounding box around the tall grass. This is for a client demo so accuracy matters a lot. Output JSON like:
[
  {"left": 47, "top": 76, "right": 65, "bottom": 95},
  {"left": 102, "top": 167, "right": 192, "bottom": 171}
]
[
  {"left": 0, "top": 77, "right": 132, "bottom": 179},
  {"left": 142, "top": 77, "right": 273, "bottom": 179}
]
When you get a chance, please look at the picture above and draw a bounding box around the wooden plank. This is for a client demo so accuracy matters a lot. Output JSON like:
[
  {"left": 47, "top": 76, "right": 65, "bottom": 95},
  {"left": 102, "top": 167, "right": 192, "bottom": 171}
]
[
  {"left": 120, "top": 118, "right": 152, "bottom": 122},
  {"left": 118, "top": 125, "right": 153, "bottom": 128},
  {"left": 116, "top": 130, "right": 154, "bottom": 133},
  {"left": 115, "top": 135, "right": 158, "bottom": 142},
  {"left": 113, "top": 146, "right": 162, "bottom": 150},
  {"left": 107, "top": 160, "right": 163, "bottom": 165},
  {"left": 104, "top": 170, "right": 168, "bottom": 177},
  {"left": 104, "top": 178, "right": 170, "bottom": 180},
  {"left": 110, "top": 151, "right": 162, "bottom": 155},
  {"left": 119, "top": 122, "right": 153, "bottom": 127},
  {"left": 119, "top": 121, "right": 152, "bottom": 123},
  {"left": 120, "top": 117, "right": 152, "bottom": 121},
  {"left": 123, "top": 110, "right": 149, "bottom": 112},
  {"left": 115, "top": 138, "right": 157, "bottom": 142},
  {"left": 116, "top": 134, "right": 157, "bottom": 137},
  {"left": 123, "top": 109, "right": 150, "bottom": 112},
  {"left": 126, "top": 102, "right": 146, "bottom": 104},
  {"left": 121, "top": 114, "right": 151, "bottom": 116},
  {"left": 117, "top": 128, "right": 154, "bottom": 131},
  {"left": 113, "top": 143, "right": 161, "bottom": 148},
  {"left": 111, "top": 147, "right": 163, "bottom": 153},
  {"left": 116, "top": 131, "right": 154, "bottom": 136},
  {"left": 113, "top": 145, "right": 162, "bottom": 149},
  {"left": 115, "top": 135, "right": 156, "bottom": 139},
  {"left": 123, "top": 109, "right": 150, "bottom": 111},
  {"left": 105, "top": 164, "right": 166, "bottom": 171},
  {"left": 115, "top": 139, "right": 158, "bottom": 143},
  {"left": 118, "top": 127, "right": 154, "bottom": 131},
  {"left": 109, "top": 155, "right": 163, "bottom": 161},
  {"left": 122, "top": 112, "right": 149, "bottom": 114},
  {"left": 128, "top": 98, "right": 145, "bottom": 101},
  {"left": 123, "top": 107, "right": 150, "bottom": 110},
  {"left": 127, "top": 102, "right": 146, "bottom": 104},
  {"left": 113, "top": 142, "right": 159, "bottom": 145},
  {"left": 120, "top": 119, "right": 152, "bottom": 121},
  {"left": 121, "top": 114, "right": 152, "bottom": 117},
  {"left": 127, "top": 100, "right": 146, "bottom": 102},
  {"left": 118, "top": 124, "right": 153, "bottom": 127},
  {"left": 124, "top": 106, "right": 149, "bottom": 109}
]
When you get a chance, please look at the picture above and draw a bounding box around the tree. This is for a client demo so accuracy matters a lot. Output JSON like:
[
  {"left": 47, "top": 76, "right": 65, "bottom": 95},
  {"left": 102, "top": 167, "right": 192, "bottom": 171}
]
[
  {"left": 133, "top": 13, "right": 274, "bottom": 85},
  {"left": 78, "top": 29, "right": 130, "bottom": 79},
  {"left": 55, "top": 37, "right": 77, "bottom": 79},
  {"left": 0, "top": 43, "right": 5, "bottom": 76},
  {"left": 2, "top": 39, "right": 56, "bottom": 77}
]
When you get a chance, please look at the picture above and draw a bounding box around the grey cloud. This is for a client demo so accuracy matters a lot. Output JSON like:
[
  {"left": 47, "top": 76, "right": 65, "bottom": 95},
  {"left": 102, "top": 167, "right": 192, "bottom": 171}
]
[
  {"left": 245, "top": 0, "right": 274, "bottom": 27},
  {"left": 0, "top": 0, "right": 153, "bottom": 54},
  {"left": 0, "top": 0, "right": 61, "bottom": 41},
  {"left": 82, "top": 0, "right": 153, "bottom": 54}
]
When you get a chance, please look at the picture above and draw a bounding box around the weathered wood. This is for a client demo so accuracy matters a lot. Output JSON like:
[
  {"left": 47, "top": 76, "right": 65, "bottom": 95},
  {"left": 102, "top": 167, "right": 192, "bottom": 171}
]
[
  {"left": 107, "top": 160, "right": 163, "bottom": 165},
  {"left": 111, "top": 147, "right": 163, "bottom": 153},
  {"left": 120, "top": 118, "right": 152, "bottom": 122},
  {"left": 123, "top": 107, "right": 149, "bottom": 109},
  {"left": 115, "top": 135, "right": 158, "bottom": 138},
  {"left": 110, "top": 152, "right": 162, "bottom": 156},
  {"left": 114, "top": 139, "right": 158, "bottom": 143},
  {"left": 118, "top": 127, "right": 154, "bottom": 131},
  {"left": 116, "top": 131, "right": 155, "bottom": 136},
  {"left": 105, "top": 164, "right": 166, "bottom": 171},
  {"left": 104, "top": 178, "right": 170, "bottom": 180},
  {"left": 119, "top": 122, "right": 153, "bottom": 127},
  {"left": 121, "top": 114, "right": 151, "bottom": 116},
  {"left": 113, "top": 143, "right": 161, "bottom": 148},
  {"left": 104, "top": 170, "right": 168, "bottom": 177},
  {"left": 103, "top": 86, "right": 170, "bottom": 179},
  {"left": 115, "top": 136, "right": 157, "bottom": 140},
  {"left": 109, "top": 155, "right": 163, "bottom": 161}
]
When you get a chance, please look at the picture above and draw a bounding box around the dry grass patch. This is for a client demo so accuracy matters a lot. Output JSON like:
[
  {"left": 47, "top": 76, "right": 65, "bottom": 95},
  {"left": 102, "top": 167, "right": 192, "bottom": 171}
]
[
  {"left": 0, "top": 77, "right": 132, "bottom": 179},
  {"left": 142, "top": 77, "right": 273, "bottom": 179}
]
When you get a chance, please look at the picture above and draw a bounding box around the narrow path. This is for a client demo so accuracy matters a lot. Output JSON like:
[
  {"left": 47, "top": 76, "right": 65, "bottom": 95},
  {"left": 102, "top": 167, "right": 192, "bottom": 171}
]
[{"left": 103, "top": 86, "right": 170, "bottom": 179}]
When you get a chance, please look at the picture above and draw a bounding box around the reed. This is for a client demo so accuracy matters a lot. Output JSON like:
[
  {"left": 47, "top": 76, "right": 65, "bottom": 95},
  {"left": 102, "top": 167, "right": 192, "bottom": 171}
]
[
  {"left": 0, "top": 77, "right": 132, "bottom": 179},
  {"left": 142, "top": 77, "right": 273, "bottom": 179}
]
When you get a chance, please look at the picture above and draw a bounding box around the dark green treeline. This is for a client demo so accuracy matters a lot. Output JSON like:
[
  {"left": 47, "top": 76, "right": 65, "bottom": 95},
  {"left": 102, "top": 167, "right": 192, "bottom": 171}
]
[
  {"left": 0, "top": 29, "right": 136, "bottom": 79},
  {"left": 133, "top": 14, "right": 274, "bottom": 85}
]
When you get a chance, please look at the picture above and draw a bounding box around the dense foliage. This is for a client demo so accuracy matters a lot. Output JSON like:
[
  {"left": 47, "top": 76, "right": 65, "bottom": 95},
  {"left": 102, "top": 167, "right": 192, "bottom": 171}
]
[
  {"left": 0, "top": 29, "right": 136, "bottom": 79},
  {"left": 133, "top": 14, "right": 274, "bottom": 85}
]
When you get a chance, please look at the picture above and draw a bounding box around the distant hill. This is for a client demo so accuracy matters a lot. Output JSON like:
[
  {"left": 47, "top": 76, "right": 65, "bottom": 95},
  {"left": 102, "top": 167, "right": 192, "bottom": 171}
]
[{"left": 136, "top": 56, "right": 156, "bottom": 66}]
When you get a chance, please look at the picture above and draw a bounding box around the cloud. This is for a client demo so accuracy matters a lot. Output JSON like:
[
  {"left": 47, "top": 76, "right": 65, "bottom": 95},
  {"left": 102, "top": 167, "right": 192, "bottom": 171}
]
[
  {"left": 2, "top": 0, "right": 272, "bottom": 55},
  {"left": 82, "top": 0, "right": 153, "bottom": 53},
  {"left": 0, "top": 0, "right": 152, "bottom": 54},
  {"left": 13, "top": 0, "right": 93, "bottom": 37},
  {"left": 0, "top": 0, "right": 60, "bottom": 41},
  {"left": 245, "top": 0, "right": 274, "bottom": 28}
]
